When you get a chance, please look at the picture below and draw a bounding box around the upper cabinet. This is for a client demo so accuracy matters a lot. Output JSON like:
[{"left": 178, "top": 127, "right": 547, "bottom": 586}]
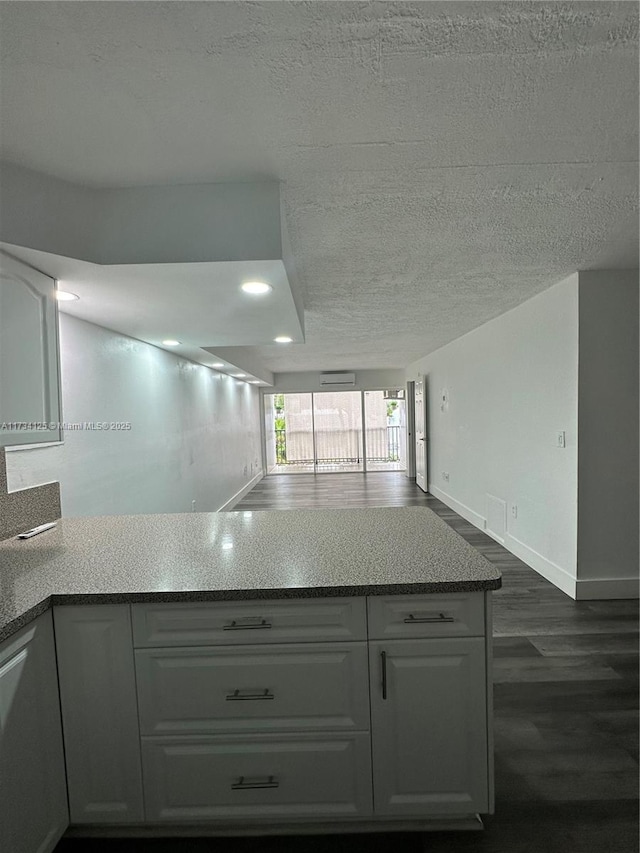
[{"left": 0, "top": 251, "right": 62, "bottom": 446}]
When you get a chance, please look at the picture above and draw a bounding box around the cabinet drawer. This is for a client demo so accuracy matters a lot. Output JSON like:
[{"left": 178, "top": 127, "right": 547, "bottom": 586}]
[
  {"left": 132, "top": 598, "right": 366, "bottom": 647},
  {"left": 141, "top": 732, "right": 373, "bottom": 821},
  {"left": 367, "top": 593, "right": 485, "bottom": 640},
  {"left": 135, "top": 643, "right": 370, "bottom": 735}
]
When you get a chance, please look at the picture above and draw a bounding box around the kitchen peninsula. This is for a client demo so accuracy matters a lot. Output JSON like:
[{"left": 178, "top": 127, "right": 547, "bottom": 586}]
[{"left": 0, "top": 507, "right": 501, "bottom": 851}]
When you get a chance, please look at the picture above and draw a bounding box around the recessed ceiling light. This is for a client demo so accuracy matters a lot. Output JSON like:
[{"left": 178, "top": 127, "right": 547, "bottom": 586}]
[
  {"left": 241, "top": 281, "right": 272, "bottom": 295},
  {"left": 56, "top": 290, "right": 79, "bottom": 301},
  {"left": 211, "top": 362, "right": 224, "bottom": 368},
  {"left": 274, "top": 336, "right": 293, "bottom": 343},
  {"left": 249, "top": 380, "right": 260, "bottom": 384},
  {"left": 162, "top": 339, "right": 180, "bottom": 346},
  {"left": 234, "top": 373, "right": 247, "bottom": 378}
]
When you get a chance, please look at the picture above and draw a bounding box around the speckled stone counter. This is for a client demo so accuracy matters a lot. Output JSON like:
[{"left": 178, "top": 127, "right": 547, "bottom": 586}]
[{"left": 0, "top": 506, "right": 501, "bottom": 642}]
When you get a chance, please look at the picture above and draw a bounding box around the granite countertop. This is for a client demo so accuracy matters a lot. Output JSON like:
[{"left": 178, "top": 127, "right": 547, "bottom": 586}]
[{"left": 0, "top": 506, "right": 501, "bottom": 642}]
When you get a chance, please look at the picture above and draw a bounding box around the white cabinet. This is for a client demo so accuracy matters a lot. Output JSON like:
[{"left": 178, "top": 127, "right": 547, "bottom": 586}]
[
  {"left": 54, "top": 605, "right": 144, "bottom": 823},
  {"left": 0, "top": 251, "right": 62, "bottom": 445},
  {"left": 142, "top": 732, "right": 373, "bottom": 822},
  {"left": 369, "top": 637, "right": 489, "bottom": 817},
  {"left": 50, "top": 593, "right": 493, "bottom": 832},
  {"left": 0, "top": 611, "right": 68, "bottom": 853},
  {"left": 135, "top": 642, "right": 370, "bottom": 735},
  {"left": 133, "top": 598, "right": 373, "bottom": 823},
  {"left": 367, "top": 592, "right": 485, "bottom": 640},
  {"left": 133, "top": 597, "right": 367, "bottom": 646}
]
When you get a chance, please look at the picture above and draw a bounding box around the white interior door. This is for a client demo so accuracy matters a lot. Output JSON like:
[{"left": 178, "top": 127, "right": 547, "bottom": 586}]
[{"left": 415, "top": 377, "right": 427, "bottom": 492}]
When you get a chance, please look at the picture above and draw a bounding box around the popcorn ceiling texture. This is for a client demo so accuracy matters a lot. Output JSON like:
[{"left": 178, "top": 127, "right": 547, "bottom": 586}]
[
  {"left": 0, "top": 448, "right": 61, "bottom": 541},
  {"left": 0, "top": 506, "right": 501, "bottom": 641},
  {"left": 0, "top": 2, "right": 636, "bottom": 371}
]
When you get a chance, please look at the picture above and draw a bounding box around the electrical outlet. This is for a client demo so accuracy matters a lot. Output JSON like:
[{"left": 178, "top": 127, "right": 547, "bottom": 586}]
[
  {"left": 191, "top": 500, "right": 196, "bottom": 512},
  {"left": 243, "top": 465, "right": 248, "bottom": 476},
  {"left": 511, "top": 505, "right": 518, "bottom": 519},
  {"left": 442, "top": 471, "right": 449, "bottom": 482},
  {"left": 556, "top": 431, "right": 566, "bottom": 448}
]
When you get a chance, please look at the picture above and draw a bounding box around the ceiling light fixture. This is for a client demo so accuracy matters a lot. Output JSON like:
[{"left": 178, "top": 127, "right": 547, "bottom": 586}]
[
  {"left": 241, "top": 281, "right": 272, "bottom": 295},
  {"left": 211, "top": 362, "right": 224, "bottom": 368},
  {"left": 274, "top": 336, "right": 293, "bottom": 343},
  {"left": 56, "top": 290, "right": 79, "bottom": 302},
  {"left": 234, "top": 373, "right": 247, "bottom": 378},
  {"left": 162, "top": 339, "right": 180, "bottom": 346}
]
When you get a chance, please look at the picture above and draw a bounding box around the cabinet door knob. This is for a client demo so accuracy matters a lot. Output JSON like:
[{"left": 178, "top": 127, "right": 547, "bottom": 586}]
[
  {"left": 226, "top": 689, "right": 275, "bottom": 701},
  {"left": 403, "top": 613, "right": 455, "bottom": 624},
  {"left": 231, "top": 775, "right": 279, "bottom": 790}
]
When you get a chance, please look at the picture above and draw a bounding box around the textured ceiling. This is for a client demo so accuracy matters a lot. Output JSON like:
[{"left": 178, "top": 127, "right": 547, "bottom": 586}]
[{"left": 0, "top": 1, "right": 638, "bottom": 371}]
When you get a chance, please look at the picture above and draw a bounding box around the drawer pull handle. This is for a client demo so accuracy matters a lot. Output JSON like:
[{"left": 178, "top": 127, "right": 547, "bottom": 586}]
[
  {"left": 403, "top": 613, "right": 455, "bottom": 624},
  {"left": 232, "top": 775, "right": 279, "bottom": 790},
  {"left": 381, "top": 650, "right": 388, "bottom": 700},
  {"left": 226, "top": 689, "right": 274, "bottom": 702},
  {"left": 223, "top": 618, "right": 272, "bottom": 631}
]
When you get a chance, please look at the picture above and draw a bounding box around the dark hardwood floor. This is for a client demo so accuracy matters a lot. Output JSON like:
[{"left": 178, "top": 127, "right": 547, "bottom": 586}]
[{"left": 56, "top": 473, "right": 639, "bottom": 853}]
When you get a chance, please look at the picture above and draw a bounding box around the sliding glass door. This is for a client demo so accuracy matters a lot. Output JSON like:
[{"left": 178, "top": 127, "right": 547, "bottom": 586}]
[
  {"left": 266, "top": 393, "right": 314, "bottom": 474},
  {"left": 264, "top": 390, "right": 405, "bottom": 475},
  {"left": 313, "top": 391, "right": 364, "bottom": 473}
]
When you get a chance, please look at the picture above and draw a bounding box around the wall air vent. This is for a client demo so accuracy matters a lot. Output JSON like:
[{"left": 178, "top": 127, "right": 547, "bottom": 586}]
[{"left": 319, "top": 372, "right": 356, "bottom": 387}]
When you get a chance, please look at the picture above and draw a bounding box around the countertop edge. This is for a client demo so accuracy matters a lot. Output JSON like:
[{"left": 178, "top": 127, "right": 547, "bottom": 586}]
[{"left": 0, "top": 578, "right": 502, "bottom": 643}]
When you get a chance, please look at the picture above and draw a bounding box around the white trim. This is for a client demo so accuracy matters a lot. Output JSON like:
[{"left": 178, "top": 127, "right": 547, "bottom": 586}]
[
  {"left": 429, "top": 485, "right": 579, "bottom": 599},
  {"left": 505, "top": 533, "right": 577, "bottom": 598},
  {"left": 428, "top": 484, "right": 486, "bottom": 530},
  {"left": 5, "top": 441, "right": 64, "bottom": 451},
  {"left": 575, "top": 577, "right": 639, "bottom": 600},
  {"left": 63, "top": 816, "right": 484, "bottom": 838},
  {"left": 216, "top": 471, "right": 264, "bottom": 512}
]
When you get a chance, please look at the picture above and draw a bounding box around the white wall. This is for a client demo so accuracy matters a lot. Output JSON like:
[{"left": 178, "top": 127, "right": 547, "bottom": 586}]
[
  {"left": 269, "top": 369, "right": 406, "bottom": 393},
  {"left": 577, "top": 270, "right": 639, "bottom": 595},
  {"left": 407, "top": 275, "right": 580, "bottom": 596},
  {"left": 5, "top": 314, "right": 263, "bottom": 516},
  {"left": 0, "top": 161, "right": 284, "bottom": 266},
  {"left": 0, "top": 161, "right": 97, "bottom": 262}
]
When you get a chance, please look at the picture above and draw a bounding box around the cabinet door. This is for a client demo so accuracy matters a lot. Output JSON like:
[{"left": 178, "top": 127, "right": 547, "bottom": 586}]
[
  {"left": 54, "top": 605, "right": 144, "bottom": 823},
  {"left": 135, "top": 642, "right": 370, "bottom": 735},
  {"left": 369, "top": 638, "right": 488, "bottom": 817},
  {"left": 133, "top": 597, "right": 367, "bottom": 647},
  {"left": 0, "top": 612, "right": 68, "bottom": 853},
  {"left": 142, "top": 732, "right": 372, "bottom": 822},
  {"left": 0, "top": 251, "right": 62, "bottom": 445}
]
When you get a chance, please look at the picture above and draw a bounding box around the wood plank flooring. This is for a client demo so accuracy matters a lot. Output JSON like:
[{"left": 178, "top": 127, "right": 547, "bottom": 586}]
[{"left": 56, "top": 473, "right": 639, "bottom": 853}]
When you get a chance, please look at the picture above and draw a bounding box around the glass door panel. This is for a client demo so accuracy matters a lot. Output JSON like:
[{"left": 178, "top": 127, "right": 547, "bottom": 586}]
[
  {"left": 313, "top": 391, "right": 363, "bottom": 473},
  {"left": 265, "top": 393, "right": 315, "bottom": 474},
  {"left": 364, "top": 390, "right": 406, "bottom": 472}
]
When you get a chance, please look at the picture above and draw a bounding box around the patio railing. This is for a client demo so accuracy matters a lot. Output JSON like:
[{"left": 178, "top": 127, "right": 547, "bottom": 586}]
[{"left": 274, "top": 426, "right": 401, "bottom": 465}]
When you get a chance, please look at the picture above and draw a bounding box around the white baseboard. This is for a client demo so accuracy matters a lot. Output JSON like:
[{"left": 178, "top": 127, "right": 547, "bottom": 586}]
[
  {"left": 429, "top": 485, "right": 579, "bottom": 599},
  {"left": 217, "top": 471, "right": 264, "bottom": 512},
  {"left": 428, "top": 485, "right": 486, "bottom": 530},
  {"left": 575, "top": 576, "right": 639, "bottom": 600},
  {"left": 505, "top": 533, "right": 577, "bottom": 599}
]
